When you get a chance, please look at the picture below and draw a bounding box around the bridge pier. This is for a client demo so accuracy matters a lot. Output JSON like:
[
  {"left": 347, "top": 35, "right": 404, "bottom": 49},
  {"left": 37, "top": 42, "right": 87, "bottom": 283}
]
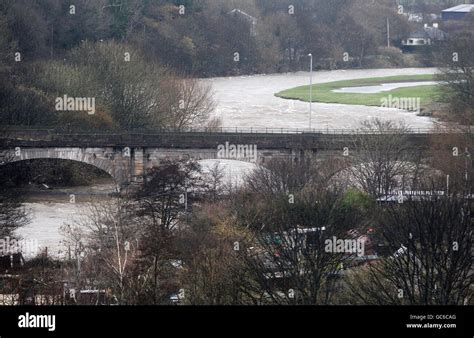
[{"left": 131, "top": 148, "right": 145, "bottom": 185}]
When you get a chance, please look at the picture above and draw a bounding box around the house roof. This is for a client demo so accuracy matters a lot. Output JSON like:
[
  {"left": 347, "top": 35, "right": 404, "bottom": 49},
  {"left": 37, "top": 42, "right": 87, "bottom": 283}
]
[
  {"left": 228, "top": 9, "right": 256, "bottom": 22},
  {"left": 409, "top": 30, "right": 430, "bottom": 39},
  {"left": 407, "top": 27, "right": 446, "bottom": 40},
  {"left": 442, "top": 4, "right": 474, "bottom": 13}
]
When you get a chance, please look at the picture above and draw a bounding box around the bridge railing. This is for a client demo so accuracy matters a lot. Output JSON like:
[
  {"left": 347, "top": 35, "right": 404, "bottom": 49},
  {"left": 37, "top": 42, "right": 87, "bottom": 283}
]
[
  {"left": 2, "top": 125, "right": 469, "bottom": 136},
  {"left": 170, "top": 127, "right": 462, "bottom": 134}
]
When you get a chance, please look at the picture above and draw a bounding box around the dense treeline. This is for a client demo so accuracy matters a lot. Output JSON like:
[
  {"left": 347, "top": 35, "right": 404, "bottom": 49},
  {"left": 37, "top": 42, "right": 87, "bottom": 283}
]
[
  {"left": 0, "top": 0, "right": 431, "bottom": 131},
  {"left": 1, "top": 0, "right": 470, "bottom": 77},
  {"left": 0, "top": 0, "right": 420, "bottom": 76},
  {"left": 1, "top": 0, "right": 472, "bottom": 131}
]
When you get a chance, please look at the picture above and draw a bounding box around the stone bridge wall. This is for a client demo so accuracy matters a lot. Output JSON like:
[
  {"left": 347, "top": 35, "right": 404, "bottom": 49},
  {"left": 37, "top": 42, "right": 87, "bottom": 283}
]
[{"left": 0, "top": 131, "right": 434, "bottom": 188}]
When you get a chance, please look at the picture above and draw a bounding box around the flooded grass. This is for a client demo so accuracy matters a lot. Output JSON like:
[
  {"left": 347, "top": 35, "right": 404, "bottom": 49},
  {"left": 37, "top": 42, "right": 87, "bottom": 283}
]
[{"left": 275, "top": 74, "right": 441, "bottom": 107}]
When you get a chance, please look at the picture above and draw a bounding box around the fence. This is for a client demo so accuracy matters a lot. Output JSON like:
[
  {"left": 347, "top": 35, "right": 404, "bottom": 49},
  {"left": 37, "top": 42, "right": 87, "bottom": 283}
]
[{"left": 3, "top": 125, "right": 469, "bottom": 136}]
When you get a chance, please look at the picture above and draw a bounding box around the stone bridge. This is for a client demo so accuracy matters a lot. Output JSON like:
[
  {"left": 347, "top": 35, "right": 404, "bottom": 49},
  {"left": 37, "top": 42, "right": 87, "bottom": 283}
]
[{"left": 0, "top": 129, "right": 437, "bottom": 189}]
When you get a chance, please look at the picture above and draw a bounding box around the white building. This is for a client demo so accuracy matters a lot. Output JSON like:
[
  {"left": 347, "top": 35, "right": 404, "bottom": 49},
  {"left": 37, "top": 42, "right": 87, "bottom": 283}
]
[{"left": 402, "top": 24, "right": 445, "bottom": 47}]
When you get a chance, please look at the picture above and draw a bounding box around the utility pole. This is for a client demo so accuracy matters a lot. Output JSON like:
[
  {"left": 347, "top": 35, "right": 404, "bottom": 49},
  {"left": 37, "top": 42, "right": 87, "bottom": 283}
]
[
  {"left": 308, "top": 53, "right": 313, "bottom": 131},
  {"left": 51, "top": 24, "right": 54, "bottom": 58},
  {"left": 465, "top": 148, "right": 471, "bottom": 186},
  {"left": 446, "top": 175, "right": 450, "bottom": 196},
  {"left": 184, "top": 178, "right": 189, "bottom": 222},
  {"left": 387, "top": 18, "right": 391, "bottom": 48}
]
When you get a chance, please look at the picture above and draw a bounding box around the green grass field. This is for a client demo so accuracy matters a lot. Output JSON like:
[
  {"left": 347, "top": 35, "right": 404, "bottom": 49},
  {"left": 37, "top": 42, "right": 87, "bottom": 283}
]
[{"left": 275, "top": 75, "right": 441, "bottom": 108}]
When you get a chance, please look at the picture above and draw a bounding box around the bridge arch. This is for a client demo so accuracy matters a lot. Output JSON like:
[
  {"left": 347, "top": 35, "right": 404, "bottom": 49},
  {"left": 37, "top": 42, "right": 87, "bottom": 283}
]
[
  {"left": 1, "top": 148, "right": 129, "bottom": 188},
  {"left": 329, "top": 159, "right": 441, "bottom": 193}
]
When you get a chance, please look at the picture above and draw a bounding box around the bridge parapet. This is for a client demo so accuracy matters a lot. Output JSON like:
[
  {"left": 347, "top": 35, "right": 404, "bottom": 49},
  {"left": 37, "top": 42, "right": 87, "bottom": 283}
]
[
  {"left": 0, "top": 129, "right": 453, "bottom": 189},
  {"left": 0, "top": 130, "right": 436, "bottom": 150}
]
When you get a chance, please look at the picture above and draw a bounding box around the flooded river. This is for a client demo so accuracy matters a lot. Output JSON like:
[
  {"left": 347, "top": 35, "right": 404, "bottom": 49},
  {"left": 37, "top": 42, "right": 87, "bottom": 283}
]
[
  {"left": 16, "top": 161, "right": 257, "bottom": 257},
  {"left": 205, "top": 67, "right": 437, "bottom": 130},
  {"left": 16, "top": 68, "right": 439, "bottom": 256}
]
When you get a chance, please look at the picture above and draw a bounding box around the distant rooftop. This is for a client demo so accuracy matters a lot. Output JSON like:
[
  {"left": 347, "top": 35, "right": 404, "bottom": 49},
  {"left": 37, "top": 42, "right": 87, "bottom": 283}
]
[
  {"left": 408, "top": 26, "right": 446, "bottom": 40},
  {"left": 228, "top": 9, "right": 256, "bottom": 21},
  {"left": 442, "top": 4, "right": 474, "bottom": 13}
]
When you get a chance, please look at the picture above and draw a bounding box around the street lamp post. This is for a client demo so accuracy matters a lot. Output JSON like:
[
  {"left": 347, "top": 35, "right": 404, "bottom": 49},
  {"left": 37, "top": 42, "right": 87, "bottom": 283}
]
[
  {"left": 308, "top": 53, "right": 313, "bottom": 131},
  {"left": 465, "top": 148, "right": 471, "bottom": 186}
]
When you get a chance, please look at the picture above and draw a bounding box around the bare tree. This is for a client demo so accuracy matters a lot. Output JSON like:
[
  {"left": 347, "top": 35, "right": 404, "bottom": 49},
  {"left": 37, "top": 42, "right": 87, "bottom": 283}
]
[
  {"left": 349, "top": 119, "right": 424, "bottom": 198},
  {"left": 435, "top": 18, "right": 474, "bottom": 126},
  {"left": 33, "top": 41, "right": 216, "bottom": 131},
  {"left": 62, "top": 199, "right": 142, "bottom": 304},
  {"left": 159, "top": 75, "right": 216, "bottom": 130},
  {"left": 346, "top": 184, "right": 472, "bottom": 305},
  {"left": 175, "top": 203, "right": 252, "bottom": 305},
  {"left": 131, "top": 159, "right": 212, "bottom": 303},
  {"left": 232, "top": 157, "right": 364, "bottom": 304},
  {"left": 203, "top": 162, "right": 225, "bottom": 202}
]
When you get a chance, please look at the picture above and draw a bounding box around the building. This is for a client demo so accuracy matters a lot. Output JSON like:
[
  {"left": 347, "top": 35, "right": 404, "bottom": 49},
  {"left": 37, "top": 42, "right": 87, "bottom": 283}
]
[
  {"left": 442, "top": 4, "right": 474, "bottom": 21},
  {"left": 402, "top": 24, "right": 446, "bottom": 50},
  {"left": 376, "top": 190, "right": 446, "bottom": 204},
  {"left": 406, "top": 12, "right": 423, "bottom": 23},
  {"left": 228, "top": 9, "right": 257, "bottom": 36}
]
